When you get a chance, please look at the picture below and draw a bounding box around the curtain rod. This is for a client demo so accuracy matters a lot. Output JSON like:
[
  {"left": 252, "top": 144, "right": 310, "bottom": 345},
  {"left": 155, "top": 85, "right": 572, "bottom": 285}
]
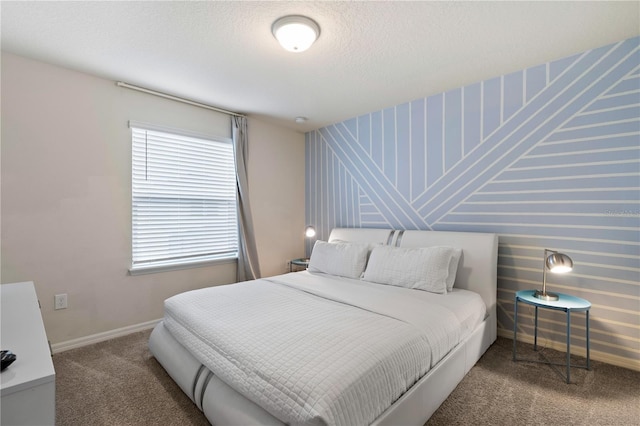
[{"left": 116, "top": 81, "right": 244, "bottom": 117}]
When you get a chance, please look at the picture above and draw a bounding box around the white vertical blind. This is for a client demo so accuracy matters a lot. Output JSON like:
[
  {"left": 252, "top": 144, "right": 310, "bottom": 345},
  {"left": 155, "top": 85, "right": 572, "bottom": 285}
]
[{"left": 131, "top": 126, "right": 238, "bottom": 271}]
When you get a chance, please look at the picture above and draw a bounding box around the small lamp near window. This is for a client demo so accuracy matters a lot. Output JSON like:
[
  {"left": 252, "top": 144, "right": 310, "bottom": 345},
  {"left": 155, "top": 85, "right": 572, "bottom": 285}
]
[
  {"left": 304, "top": 226, "right": 316, "bottom": 259},
  {"left": 305, "top": 226, "right": 316, "bottom": 238},
  {"left": 534, "top": 249, "right": 574, "bottom": 301}
]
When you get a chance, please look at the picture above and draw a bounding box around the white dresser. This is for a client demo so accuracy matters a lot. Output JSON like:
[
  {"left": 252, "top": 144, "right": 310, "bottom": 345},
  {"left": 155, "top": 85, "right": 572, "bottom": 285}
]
[{"left": 1, "top": 281, "right": 56, "bottom": 425}]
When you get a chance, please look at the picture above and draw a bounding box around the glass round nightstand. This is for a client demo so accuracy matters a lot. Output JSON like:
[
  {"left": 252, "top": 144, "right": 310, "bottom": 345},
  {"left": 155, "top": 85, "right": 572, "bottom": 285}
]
[
  {"left": 289, "top": 258, "right": 309, "bottom": 272},
  {"left": 513, "top": 289, "right": 591, "bottom": 383}
]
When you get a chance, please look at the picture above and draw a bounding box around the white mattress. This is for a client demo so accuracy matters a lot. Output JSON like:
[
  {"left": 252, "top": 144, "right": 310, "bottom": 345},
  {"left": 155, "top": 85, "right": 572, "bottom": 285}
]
[
  {"left": 268, "top": 272, "right": 486, "bottom": 361},
  {"left": 162, "top": 271, "right": 486, "bottom": 426}
]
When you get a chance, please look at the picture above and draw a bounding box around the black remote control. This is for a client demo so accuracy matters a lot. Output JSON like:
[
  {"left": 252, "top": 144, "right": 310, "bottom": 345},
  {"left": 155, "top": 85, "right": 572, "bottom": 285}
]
[{"left": 1, "top": 350, "right": 17, "bottom": 371}]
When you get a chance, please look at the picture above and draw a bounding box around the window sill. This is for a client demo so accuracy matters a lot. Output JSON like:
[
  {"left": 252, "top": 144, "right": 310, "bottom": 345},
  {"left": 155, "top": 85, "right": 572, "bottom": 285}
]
[{"left": 129, "top": 257, "right": 237, "bottom": 276}]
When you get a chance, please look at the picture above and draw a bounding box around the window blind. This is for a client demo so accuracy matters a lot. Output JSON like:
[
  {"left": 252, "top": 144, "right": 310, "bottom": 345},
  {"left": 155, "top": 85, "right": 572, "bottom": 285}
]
[{"left": 131, "top": 126, "right": 238, "bottom": 272}]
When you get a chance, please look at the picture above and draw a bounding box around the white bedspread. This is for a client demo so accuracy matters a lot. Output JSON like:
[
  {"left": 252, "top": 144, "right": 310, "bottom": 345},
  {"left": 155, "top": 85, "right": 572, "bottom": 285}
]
[{"left": 162, "top": 272, "right": 485, "bottom": 426}]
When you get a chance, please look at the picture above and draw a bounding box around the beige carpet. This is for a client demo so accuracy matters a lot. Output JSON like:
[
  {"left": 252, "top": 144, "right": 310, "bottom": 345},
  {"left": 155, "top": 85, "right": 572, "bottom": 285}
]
[{"left": 53, "top": 330, "right": 640, "bottom": 425}]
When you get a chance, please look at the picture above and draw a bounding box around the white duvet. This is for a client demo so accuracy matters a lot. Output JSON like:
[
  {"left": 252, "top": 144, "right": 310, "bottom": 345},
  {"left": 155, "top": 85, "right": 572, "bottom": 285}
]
[{"left": 163, "top": 271, "right": 485, "bottom": 426}]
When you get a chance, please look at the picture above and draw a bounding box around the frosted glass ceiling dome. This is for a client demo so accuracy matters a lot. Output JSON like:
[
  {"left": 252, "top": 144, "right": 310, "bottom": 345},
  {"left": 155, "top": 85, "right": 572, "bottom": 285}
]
[{"left": 272, "top": 15, "right": 320, "bottom": 53}]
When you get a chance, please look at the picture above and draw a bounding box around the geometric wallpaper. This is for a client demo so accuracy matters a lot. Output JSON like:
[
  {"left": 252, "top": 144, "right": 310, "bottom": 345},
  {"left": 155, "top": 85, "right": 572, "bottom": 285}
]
[{"left": 305, "top": 37, "right": 639, "bottom": 369}]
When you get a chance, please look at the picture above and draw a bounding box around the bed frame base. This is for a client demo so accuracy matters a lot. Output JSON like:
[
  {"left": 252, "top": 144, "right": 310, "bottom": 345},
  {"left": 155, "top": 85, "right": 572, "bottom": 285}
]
[
  {"left": 150, "top": 322, "right": 284, "bottom": 425},
  {"left": 149, "top": 313, "right": 495, "bottom": 426},
  {"left": 373, "top": 313, "right": 495, "bottom": 425},
  {"left": 149, "top": 228, "right": 498, "bottom": 425}
]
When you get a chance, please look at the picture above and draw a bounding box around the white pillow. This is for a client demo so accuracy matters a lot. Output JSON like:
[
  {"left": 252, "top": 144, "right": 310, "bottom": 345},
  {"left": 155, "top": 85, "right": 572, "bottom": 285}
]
[
  {"left": 446, "top": 248, "right": 462, "bottom": 292},
  {"left": 362, "top": 245, "right": 462, "bottom": 294},
  {"left": 307, "top": 240, "right": 371, "bottom": 279}
]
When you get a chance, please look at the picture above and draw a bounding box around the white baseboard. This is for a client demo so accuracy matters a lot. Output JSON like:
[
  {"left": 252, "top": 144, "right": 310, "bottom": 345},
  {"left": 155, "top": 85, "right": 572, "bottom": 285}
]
[
  {"left": 498, "top": 329, "right": 640, "bottom": 372},
  {"left": 51, "top": 319, "right": 161, "bottom": 354}
]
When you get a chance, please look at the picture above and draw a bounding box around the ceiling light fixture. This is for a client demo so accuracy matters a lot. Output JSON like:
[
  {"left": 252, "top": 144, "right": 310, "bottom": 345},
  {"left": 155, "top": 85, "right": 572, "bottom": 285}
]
[{"left": 272, "top": 15, "right": 320, "bottom": 53}]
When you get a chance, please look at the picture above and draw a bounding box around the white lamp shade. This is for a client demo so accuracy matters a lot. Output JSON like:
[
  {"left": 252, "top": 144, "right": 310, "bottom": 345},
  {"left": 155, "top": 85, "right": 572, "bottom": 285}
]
[
  {"left": 272, "top": 16, "right": 320, "bottom": 53},
  {"left": 305, "top": 226, "right": 316, "bottom": 238}
]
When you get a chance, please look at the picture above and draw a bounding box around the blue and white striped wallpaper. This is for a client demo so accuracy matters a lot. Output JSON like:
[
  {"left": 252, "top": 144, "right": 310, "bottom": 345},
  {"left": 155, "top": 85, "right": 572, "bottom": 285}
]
[{"left": 305, "top": 37, "right": 640, "bottom": 370}]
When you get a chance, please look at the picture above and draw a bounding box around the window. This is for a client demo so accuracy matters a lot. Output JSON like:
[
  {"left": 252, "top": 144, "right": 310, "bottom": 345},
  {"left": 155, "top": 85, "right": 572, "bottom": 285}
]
[{"left": 130, "top": 122, "right": 237, "bottom": 274}]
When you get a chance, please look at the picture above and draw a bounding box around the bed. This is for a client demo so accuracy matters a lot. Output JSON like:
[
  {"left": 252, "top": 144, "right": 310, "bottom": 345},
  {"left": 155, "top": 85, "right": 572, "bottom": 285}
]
[{"left": 149, "top": 228, "right": 498, "bottom": 425}]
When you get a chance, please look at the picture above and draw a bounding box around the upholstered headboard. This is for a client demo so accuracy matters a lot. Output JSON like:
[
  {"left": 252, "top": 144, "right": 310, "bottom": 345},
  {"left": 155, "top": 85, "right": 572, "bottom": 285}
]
[
  {"left": 328, "top": 228, "right": 394, "bottom": 245},
  {"left": 397, "top": 230, "right": 498, "bottom": 316},
  {"left": 327, "top": 228, "right": 498, "bottom": 319}
]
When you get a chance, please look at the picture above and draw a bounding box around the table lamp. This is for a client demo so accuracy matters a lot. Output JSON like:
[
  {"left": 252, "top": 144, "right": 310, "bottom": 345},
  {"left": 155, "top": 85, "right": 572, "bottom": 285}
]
[
  {"left": 304, "top": 226, "right": 316, "bottom": 259},
  {"left": 534, "top": 249, "right": 573, "bottom": 301}
]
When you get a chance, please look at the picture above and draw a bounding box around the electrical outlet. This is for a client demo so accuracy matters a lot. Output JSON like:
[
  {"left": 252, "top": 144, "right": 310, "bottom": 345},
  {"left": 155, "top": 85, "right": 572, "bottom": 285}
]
[{"left": 54, "top": 294, "right": 68, "bottom": 310}]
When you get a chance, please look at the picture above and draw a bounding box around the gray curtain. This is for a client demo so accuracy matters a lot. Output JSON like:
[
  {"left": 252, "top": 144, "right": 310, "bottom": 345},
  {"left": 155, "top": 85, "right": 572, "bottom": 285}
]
[{"left": 232, "top": 116, "right": 261, "bottom": 281}]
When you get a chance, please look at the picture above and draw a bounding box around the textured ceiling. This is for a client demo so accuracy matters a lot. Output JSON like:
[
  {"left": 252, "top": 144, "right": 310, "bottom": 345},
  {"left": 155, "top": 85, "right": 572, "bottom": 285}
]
[{"left": 2, "top": 1, "right": 639, "bottom": 132}]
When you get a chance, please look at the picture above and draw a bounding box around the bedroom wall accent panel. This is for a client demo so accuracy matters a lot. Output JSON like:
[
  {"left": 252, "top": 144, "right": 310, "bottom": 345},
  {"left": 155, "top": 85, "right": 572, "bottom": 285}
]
[{"left": 305, "top": 36, "right": 640, "bottom": 370}]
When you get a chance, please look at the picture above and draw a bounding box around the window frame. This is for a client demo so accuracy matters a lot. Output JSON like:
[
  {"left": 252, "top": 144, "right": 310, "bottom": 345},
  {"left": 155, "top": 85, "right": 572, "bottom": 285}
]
[{"left": 128, "top": 121, "right": 238, "bottom": 275}]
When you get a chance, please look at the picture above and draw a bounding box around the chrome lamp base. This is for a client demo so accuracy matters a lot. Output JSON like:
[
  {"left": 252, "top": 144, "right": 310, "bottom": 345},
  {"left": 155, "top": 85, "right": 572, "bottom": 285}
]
[{"left": 534, "top": 290, "right": 559, "bottom": 301}]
